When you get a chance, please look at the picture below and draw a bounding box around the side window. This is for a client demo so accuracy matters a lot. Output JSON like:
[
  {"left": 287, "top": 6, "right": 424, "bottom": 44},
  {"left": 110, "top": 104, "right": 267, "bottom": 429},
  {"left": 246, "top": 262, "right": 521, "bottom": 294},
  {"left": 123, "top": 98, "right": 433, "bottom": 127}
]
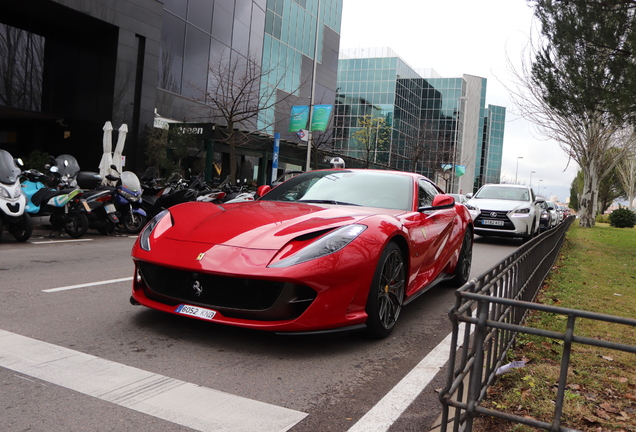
[{"left": 418, "top": 179, "right": 438, "bottom": 208}]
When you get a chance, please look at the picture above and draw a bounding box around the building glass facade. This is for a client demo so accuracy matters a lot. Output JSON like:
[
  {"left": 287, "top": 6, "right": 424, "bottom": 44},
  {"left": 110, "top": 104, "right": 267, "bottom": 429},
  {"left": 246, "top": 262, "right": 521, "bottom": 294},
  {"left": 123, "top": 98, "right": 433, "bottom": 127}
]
[
  {"left": 158, "top": 0, "right": 267, "bottom": 100},
  {"left": 260, "top": 0, "right": 343, "bottom": 132},
  {"left": 483, "top": 105, "right": 506, "bottom": 184},
  {"left": 334, "top": 50, "right": 506, "bottom": 193}
]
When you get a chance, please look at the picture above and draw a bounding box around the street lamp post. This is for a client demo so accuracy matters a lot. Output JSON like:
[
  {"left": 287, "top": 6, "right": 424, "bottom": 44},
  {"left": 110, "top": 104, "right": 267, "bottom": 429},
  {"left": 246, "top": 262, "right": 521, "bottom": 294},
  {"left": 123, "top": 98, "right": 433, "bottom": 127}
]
[
  {"left": 515, "top": 156, "right": 523, "bottom": 184},
  {"left": 530, "top": 170, "right": 536, "bottom": 190},
  {"left": 539, "top": 179, "right": 543, "bottom": 197},
  {"left": 451, "top": 96, "right": 469, "bottom": 193},
  {"left": 304, "top": 0, "right": 321, "bottom": 172}
]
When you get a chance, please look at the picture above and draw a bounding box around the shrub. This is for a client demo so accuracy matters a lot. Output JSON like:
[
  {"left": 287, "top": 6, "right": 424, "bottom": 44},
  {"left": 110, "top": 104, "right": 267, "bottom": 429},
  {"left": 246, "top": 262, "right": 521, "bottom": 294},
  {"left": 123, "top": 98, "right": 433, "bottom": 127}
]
[
  {"left": 595, "top": 214, "right": 610, "bottom": 224},
  {"left": 608, "top": 206, "right": 636, "bottom": 228}
]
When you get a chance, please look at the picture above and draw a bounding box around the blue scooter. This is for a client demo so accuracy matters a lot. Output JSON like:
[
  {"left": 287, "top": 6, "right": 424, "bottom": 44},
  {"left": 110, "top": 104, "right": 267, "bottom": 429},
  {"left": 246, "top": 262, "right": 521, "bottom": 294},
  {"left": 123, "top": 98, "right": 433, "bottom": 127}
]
[
  {"left": 107, "top": 165, "right": 147, "bottom": 234},
  {"left": 20, "top": 160, "right": 89, "bottom": 238}
]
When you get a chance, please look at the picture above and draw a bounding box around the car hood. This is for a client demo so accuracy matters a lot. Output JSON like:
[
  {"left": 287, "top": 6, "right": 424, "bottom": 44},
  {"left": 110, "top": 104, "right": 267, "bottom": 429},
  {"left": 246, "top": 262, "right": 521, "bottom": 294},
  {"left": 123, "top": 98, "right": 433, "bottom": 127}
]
[
  {"left": 163, "top": 200, "right": 402, "bottom": 249},
  {"left": 467, "top": 198, "right": 531, "bottom": 212}
]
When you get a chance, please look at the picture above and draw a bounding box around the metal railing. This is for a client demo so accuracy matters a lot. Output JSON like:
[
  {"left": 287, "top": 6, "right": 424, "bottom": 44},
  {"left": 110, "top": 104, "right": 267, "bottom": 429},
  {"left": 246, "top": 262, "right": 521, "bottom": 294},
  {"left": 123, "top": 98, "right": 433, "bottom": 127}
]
[{"left": 437, "top": 216, "right": 636, "bottom": 432}]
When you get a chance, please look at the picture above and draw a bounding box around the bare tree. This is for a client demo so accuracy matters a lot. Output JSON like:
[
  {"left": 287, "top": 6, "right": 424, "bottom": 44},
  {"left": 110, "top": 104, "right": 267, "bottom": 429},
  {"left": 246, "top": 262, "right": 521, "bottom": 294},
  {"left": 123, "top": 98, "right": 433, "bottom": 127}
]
[
  {"left": 0, "top": 24, "right": 44, "bottom": 111},
  {"left": 616, "top": 138, "right": 636, "bottom": 210},
  {"left": 351, "top": 115, "right": 391, "bottom": 168},
  {"left": 199, "top": 52, "right": 301, "bottom": 183}
]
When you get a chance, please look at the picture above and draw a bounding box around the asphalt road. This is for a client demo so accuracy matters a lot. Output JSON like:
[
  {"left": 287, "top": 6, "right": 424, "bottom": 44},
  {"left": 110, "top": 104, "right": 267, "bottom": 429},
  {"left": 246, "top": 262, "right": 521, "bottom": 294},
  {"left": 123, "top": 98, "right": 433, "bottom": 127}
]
[{"left": 0, "top": 226, "right": 521, "bottom": 432}]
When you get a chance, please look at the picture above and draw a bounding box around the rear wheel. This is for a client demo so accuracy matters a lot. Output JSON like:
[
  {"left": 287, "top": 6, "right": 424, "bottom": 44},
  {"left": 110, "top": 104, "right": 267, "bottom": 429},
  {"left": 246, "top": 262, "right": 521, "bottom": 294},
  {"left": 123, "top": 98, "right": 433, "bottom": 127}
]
[
  {"left": 9, "top": 213, "right": 33, "bottom": 242},
  {"left": 365, "top": 243, "right": 406, "bottom": 339},
  {"left": 450, "top": 229, "right": 473, "bottom": 287},
  {"left": 97, "top": 220, "right": 116, "bottom": 236},
  {"left": 64, "top": 213, "right": 88, "bottom": 238}
]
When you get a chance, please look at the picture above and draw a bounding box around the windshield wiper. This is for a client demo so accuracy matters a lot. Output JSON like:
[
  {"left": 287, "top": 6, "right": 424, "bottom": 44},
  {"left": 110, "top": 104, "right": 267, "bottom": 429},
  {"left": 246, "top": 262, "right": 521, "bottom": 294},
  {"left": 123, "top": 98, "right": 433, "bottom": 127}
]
[{"left": 299, "top": 199, "right": 361, "bottom": 206}]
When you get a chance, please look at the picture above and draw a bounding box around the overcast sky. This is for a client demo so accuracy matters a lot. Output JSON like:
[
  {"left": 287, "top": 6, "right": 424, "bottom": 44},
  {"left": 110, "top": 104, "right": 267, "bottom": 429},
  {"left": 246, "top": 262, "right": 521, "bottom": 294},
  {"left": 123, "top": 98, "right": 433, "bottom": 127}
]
[{"left": 338, "top": 0, "right": 578, "bottom": 202}]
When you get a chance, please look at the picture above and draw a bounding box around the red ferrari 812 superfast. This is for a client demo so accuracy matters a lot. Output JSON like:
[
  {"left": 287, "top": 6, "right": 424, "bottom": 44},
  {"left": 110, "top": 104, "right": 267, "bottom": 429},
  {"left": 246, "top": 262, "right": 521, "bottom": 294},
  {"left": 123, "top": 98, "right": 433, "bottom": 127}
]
[{"left": 130, "top": 169, "right": 474, "bottom": 338}]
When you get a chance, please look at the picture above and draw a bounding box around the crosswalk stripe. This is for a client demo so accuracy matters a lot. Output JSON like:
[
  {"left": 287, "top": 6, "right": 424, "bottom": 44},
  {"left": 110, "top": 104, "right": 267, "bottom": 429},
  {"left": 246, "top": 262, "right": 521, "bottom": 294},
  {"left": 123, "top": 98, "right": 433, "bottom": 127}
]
[{"left": 0, "top": 330, "right": 307, "bottom": 432}]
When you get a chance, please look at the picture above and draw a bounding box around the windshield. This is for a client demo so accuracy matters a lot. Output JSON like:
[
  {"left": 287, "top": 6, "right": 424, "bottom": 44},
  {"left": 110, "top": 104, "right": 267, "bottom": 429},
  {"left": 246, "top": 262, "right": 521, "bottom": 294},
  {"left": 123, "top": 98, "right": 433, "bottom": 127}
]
[
  {"left": 0, "top": 149, "right": 21, "bottom": 185},
  {"left": 474, "top": 185, "right": 531, "bottom": 202},
  {"left": 55, "top": 154, "right": 81, "bottom": 179},
  {"left": 121, "top": 171, "right": 141, "bottom": 193},
  {"left": 261, "top": 170, "right": 413, "bottom": 211}
]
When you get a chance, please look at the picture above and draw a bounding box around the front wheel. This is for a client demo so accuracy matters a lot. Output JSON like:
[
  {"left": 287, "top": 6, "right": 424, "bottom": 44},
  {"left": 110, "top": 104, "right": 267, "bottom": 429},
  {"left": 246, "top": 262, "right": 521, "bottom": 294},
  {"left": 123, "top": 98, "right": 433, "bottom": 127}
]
[
  {"left": 365, "top": 242, "right": 406, "bottom": 339},
  {"left": 122, "top": 212, "right": 148, "bottom": 234},
  {"left": 9, "top": 213, "right": 33, "bottom": 242},
  {"left": 64, "top": 213, "right": 88, "bottom": 238},
  {"left": 522, "top": 221, "right": 537, "bottom": 243}
]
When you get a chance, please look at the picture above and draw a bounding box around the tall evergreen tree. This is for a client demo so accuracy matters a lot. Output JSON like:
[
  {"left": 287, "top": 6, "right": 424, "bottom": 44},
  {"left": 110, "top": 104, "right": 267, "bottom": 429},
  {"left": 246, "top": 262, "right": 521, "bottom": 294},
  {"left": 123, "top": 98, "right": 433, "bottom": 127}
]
[{"left": 527, "top": 0, "right": 636, "bottom": 227}]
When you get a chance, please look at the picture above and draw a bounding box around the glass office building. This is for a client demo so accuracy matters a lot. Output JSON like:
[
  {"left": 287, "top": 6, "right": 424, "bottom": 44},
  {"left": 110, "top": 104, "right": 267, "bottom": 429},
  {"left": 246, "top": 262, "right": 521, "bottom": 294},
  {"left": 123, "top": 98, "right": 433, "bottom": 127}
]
[
  {"left": 335, "top": 49, "right": 503, "bottom": 193},
  {"left": 158, "top": 0, "right": 342, "bottom": 140},
  {"left": 480, "top": 104, "right": 506, "bottom": 185}
]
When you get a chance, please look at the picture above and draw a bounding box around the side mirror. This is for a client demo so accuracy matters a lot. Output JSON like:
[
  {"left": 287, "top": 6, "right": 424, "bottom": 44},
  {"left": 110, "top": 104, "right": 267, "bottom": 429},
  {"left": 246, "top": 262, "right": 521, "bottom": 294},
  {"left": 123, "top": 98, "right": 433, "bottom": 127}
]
[
  {"left": 256, "top": 185, "right": 271, "bottom": 197},
  {"left": 465, "top": 193, "right": 473, "bottom": 199},
  {"left": 418, "top": 194, "right": 455, "bottom": 212}
]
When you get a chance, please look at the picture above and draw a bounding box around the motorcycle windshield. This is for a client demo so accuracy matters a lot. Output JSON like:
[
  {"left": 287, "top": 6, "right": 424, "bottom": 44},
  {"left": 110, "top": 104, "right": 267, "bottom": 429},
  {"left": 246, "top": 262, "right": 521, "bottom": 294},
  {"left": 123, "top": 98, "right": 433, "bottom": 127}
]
[
  {"left": 121, "top": 171, "right": 141, "bottom": 194},
  {"left": 55, "top": 154, "right": 81, "bottom": 179},
  {"left": 0, "top": 149, "right": 21, "bottom": 185}
]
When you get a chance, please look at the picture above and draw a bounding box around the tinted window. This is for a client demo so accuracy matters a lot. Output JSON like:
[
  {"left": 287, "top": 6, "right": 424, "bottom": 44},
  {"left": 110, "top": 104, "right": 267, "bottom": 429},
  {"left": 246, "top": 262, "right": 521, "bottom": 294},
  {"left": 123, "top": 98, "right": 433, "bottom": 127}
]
[
  {"left": 418, "top": 179, "right": 438, "bottom": 207},
  {"left": 262, "top": 170, "right": 413, "bottom": 211},
  {"left": 188, "top": 0, "right": 214, "bottom": 32}
]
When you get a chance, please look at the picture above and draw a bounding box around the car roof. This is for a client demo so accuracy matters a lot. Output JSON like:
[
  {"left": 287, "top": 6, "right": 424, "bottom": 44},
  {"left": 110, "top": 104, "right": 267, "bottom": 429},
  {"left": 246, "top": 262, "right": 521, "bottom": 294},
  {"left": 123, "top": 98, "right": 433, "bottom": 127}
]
[{"left": 480, "top": 183, "right": 530, "bottom": 189}]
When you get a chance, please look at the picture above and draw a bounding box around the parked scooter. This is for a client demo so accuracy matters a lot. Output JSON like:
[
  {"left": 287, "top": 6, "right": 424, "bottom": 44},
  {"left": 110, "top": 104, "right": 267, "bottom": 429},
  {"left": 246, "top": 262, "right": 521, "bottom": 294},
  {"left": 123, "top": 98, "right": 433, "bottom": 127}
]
[
  {"left": 0, "top": 150, "right": 33, "bottom": 242},
  {"left": 48, "top": 154, "right": 119, "bottom": 235},
  {"left": 141, "top": 171, "right": 199, "bottom": 219},
  {"left": 107, "top": 165, "right": 147, "bottom": 234},
  {"left": 21, "top": 160, "right": 89, "bottom": 238}
]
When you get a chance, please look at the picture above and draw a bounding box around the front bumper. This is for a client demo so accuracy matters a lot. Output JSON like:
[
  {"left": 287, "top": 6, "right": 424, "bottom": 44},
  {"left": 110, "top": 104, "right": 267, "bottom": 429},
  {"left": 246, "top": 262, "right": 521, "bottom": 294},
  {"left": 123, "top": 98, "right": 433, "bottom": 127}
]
[
  {"left": 130, "top": 237, "right": 380, "bottom": 333},
  {"left": 473, "top": 209, "right": 532, "bottom": 237}
]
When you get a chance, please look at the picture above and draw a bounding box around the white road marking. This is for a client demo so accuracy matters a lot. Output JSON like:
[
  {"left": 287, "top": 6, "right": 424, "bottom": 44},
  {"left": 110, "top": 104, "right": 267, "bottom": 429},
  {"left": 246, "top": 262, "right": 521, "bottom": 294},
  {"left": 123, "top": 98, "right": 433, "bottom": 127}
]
[
  {"left": 0, "top": 330, "right": 307, "bottom": 432},
  {"left": 43, "top": 277, "right": 134, "bottom": 293},
  {"left": 347, "top": 326, "right": 467, "bottom": 432},
  {"left": 31, "top": 238, "right": 94, "bottom": 244}
]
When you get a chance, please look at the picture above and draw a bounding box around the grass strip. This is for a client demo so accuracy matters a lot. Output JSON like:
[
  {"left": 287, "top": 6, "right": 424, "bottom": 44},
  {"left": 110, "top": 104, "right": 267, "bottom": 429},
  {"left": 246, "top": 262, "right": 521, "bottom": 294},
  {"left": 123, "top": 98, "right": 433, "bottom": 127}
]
[{"left": 474, "top": 223, "right": 636, "bottom": 432}]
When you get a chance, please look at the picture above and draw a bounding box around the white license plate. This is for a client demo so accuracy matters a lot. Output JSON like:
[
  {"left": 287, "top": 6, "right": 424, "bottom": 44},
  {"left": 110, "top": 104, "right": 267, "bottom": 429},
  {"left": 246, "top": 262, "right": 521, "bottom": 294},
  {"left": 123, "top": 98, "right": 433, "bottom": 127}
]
[
  {"left": 482, "top": 219, "right": 504, "bottom": 226},
  {"left": 104, "top": 204, "right": 116, "bottom": 214},
  {"left": 175, "top": 304, "right": 216, "bottom": 320}
]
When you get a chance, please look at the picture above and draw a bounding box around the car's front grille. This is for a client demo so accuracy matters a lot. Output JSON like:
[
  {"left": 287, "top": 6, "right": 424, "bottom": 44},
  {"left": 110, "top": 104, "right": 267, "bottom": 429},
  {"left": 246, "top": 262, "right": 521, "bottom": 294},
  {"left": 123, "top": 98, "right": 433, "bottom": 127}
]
[
  {"left": 137, "top": 261, "right": 316, "bottom": 321},
  {"left": 475, "top": 209, "right": 515, "bottom": 230}
]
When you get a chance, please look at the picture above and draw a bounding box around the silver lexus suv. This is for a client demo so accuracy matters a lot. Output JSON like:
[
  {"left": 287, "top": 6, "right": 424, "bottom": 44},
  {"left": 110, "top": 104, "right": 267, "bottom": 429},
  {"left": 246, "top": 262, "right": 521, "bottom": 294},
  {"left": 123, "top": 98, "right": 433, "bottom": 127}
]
[{"left": 465, "top": 184, "right": 544, "bottom": 241}]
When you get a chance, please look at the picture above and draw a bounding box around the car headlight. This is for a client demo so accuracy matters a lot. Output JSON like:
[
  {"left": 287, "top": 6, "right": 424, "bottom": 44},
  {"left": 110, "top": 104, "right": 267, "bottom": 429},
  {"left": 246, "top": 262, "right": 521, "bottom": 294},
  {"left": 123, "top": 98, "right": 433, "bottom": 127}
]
[
  {"left": 269, "top": 224, "right": 367, "bottom": 268},
  {"left": 465, "top": 203, "right": 479, "bottom": 211},
  {"left": 514, "top": 207, "right": 530, "bottom": 214},
  {"left": 139, "top": 209, "right": 172, "bottom": 251}
]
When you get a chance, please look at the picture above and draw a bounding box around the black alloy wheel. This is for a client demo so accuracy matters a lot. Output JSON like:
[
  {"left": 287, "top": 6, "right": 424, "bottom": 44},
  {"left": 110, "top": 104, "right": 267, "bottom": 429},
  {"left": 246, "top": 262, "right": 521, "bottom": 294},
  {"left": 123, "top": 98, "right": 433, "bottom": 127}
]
[
  {"left": 64, "top": 213, "right": 88, "bottom": 238},
  {"left": 9, "top": 213, "right": 33, "bottom": 242},
  {"left": 365, "top": 242, "right": 406, "bottom": 339},
  {"left": 450, "top": 228, "right": 473, "bottom": 287}
]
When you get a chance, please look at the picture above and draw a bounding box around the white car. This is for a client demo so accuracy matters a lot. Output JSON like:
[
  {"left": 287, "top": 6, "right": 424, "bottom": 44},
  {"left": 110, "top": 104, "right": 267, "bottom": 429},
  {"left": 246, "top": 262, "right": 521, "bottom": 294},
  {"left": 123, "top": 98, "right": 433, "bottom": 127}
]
[{"left": 466, "top": 184, "right": 544, "bottom": 241}]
